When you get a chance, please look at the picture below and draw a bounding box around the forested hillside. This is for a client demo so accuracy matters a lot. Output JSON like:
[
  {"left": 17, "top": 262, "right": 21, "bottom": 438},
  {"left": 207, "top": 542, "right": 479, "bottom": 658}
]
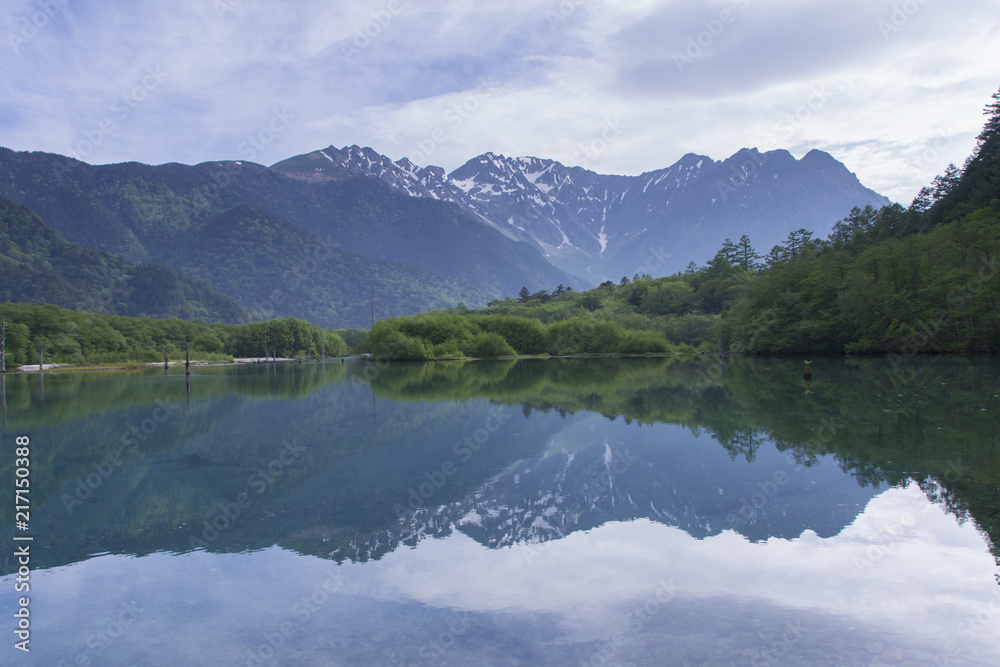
[
  {"left": 0, "top": 197, "right": 248, "bottom": 323},
  {"left": 719, "top": 88, "right": 1000, "bottom": 354},
  {"left": 0, "top": 151, "right": 575, "bottom": 326}
]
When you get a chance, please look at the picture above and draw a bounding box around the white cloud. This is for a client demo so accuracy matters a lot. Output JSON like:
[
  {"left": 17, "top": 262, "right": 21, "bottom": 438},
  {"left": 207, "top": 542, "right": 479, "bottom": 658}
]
[
  {"left": 1, "top": 0, "right": 998, "bottom": 202},
  {"left": 349, "top": 485, "right": 1000, "bottom": 660},
  {"left": 25, "top": 485, "right": 1000, "bottom": 664}
]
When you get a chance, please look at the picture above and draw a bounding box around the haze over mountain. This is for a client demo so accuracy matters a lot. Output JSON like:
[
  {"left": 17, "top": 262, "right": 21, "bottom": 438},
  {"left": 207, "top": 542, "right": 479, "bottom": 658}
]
[{"left": 273, "top": 145, "right": 890, "bottom": 284}]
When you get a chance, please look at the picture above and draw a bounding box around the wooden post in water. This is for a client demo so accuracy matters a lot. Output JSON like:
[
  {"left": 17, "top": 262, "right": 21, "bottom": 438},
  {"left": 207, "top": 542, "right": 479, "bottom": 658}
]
[
  {"left": 39, "top": 339, "right": 43, "bottom": 371},
  {"left": 1, "top": 316, "right": 6, "bottom": 375},
  {"left": 185, "top": 344, "right": 191, "bottom": 376},
  {"left": 164, "top": 347, "right": 169, "bottom": 370}
]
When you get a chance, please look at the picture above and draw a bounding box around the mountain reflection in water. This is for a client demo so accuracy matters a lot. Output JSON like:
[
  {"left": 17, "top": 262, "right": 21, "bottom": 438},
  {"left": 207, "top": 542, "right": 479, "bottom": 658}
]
[{"left": 2, "top": 356, "right": 998, "bottom": 665}]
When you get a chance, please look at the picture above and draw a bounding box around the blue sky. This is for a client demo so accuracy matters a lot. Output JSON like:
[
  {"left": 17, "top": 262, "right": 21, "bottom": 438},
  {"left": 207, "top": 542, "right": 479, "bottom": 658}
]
[{"left": 2, "top": 0, "right": 998, "bottom": 202}]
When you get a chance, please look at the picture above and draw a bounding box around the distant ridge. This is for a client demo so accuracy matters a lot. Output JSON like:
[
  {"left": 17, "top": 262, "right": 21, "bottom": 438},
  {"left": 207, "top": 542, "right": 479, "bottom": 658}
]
[
  {"left": 274, "top": 145, "right": 890, "bottom": 282},
  {"left": 0, "top": 147, "right": 575, "bottom": 327}
]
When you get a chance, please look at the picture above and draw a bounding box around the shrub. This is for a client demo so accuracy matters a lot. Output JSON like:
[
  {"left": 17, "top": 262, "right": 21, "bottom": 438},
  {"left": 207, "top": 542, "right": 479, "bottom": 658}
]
[
  {"left": 546, "top": 317, "right": 623, "bottom": 355},
  {"left": 431, "top": 341, "right": 466, "bottom": 359},
  {"left": 620, "top": 330, "right": 670, "bottom": 354},
  {"left": 368, "top": 322, "right": 430, "bottom": 360},
  {"left": 397, "top": 314, "right": 477, "bottom": 346},
  {"left": 468, "top": 332, "right": 516, "bottom": 358},
  {"left": 472, "top": 315, "right": 547, "bottom": 354}
]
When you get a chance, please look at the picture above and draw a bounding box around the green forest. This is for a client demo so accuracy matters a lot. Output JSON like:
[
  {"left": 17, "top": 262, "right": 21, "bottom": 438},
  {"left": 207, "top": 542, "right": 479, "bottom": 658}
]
[
  {"left": 0, "top": 197, "right": 249, "bottom": 322},
  {"left": 361, "top": 88, "right": 1000, "bottom": 359},
  {"left": 0, "top": 302, "right": 347, "bottom": 369}
]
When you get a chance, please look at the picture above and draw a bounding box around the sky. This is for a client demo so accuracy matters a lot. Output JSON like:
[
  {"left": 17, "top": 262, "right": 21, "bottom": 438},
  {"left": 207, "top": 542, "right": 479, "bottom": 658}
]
[{"left": 1, "top": 0, "right": 998, "bottom": 204}]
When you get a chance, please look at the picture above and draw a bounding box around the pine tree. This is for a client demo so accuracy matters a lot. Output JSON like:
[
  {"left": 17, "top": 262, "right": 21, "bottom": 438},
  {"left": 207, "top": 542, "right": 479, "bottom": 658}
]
[
  {"left": 736, "top": 234, "right": 759, "bottom": 270},
  {"left": 931, "top": 163, "right": 961, "bottom": 201},
  {"left": 976, "top": 86, "right": 1000, "bottom": 160},
  {"left": 720, "top": 238, "right": 739, "bottom": 265},
  {"left": 910, "top": 186, "right": 934, "bottom": 213},
  {"left": 829, "top": 206, "right": 878, "bottom": 246},
  {"left": 781, "top": 229, "right": 814, "bottom": 259},
  {"left": 764, "top": 244, "right": 788, "bottom": 267},
  {"left": 924, "top": 86, "right": 1000, "bottom": 224},
  {"left": 518, "top": 286, "right": 530, "bottom": 302}
]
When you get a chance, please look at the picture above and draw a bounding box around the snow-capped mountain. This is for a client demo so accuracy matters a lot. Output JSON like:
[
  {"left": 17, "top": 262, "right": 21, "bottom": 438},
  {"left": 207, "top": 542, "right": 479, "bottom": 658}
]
[{"left": 272, "top": 145, "right": 891, "bottom": 286}]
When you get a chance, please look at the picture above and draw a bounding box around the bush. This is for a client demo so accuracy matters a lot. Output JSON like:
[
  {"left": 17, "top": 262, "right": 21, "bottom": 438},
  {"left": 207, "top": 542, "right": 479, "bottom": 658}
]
[
  {"left": 397, "top": 314, "right": 477, "bottom": 347},
  {"left": 620, "top": 330, "right": 670, "bottom": 354},
  {"left": 662, "top": 314, "right": 716, "bottom": 345},
  {"left": 468, "top": 332, "right": 516, "bottom": 358},
  {"left": 431, "top": 341, "right": 466, "bottom": 358},
  {"left": 546, "top": 317, "right": 623, "bottom": 355},
  {"left": 472, "top": 315, "right": 547, "bottom": 354},
  {"left": 193, "top": 332, "right": 223, "bottom": 354},
  {"left": 368, "top": 323, "right": 431, "bottom": 360}
]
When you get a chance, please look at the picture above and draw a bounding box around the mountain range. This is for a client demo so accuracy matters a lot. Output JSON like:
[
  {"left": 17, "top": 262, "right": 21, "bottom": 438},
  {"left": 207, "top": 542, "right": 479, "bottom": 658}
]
[
  {"left": 273, "top": 144, "right": 890, "bottom": 283},
  {"left": 1, "top": 143, "right": 889, "bottom": 327},
  {"left": 0, "top": 148, "right": 571, "bottom": 327}
]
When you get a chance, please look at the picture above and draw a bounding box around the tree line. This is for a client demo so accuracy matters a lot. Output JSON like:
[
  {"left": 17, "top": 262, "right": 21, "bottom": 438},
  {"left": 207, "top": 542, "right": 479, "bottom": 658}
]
[{"left": 0, "top": 302, "right": 348, "bottom": 369}]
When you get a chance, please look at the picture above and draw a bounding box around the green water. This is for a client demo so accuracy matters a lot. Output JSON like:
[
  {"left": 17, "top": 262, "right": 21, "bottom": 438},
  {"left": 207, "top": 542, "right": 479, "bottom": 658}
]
[{"left": 1, "top": 356, "right": 999, "bottom": 665}]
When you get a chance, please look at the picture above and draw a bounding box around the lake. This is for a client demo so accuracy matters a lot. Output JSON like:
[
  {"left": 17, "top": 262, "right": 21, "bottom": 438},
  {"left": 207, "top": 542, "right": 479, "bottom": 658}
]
[{"left": 2, "top": 356, "right": 999, "bottom": 666}]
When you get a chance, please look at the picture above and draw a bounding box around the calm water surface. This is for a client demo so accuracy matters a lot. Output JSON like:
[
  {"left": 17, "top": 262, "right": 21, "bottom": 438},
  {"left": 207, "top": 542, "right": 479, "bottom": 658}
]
[{"left": 1, "top": 357, "right": 999, "bottom": 666}]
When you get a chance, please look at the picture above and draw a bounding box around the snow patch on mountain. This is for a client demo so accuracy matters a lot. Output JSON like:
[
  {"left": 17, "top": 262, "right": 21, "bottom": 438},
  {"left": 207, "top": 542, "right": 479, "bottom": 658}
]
[{"left": 272, "top": 144, "right": 890, "bottom": 286}]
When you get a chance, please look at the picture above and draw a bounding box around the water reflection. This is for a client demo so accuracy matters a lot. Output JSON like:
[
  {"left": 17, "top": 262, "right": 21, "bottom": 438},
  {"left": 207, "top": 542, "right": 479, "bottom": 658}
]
[{"left": 1, "top": 357, "right": 998, "bottom": 665}]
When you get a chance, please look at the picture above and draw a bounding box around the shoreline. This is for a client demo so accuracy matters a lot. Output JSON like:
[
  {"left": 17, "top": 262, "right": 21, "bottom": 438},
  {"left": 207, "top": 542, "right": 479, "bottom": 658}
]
[
  {"left": 6, "top": 349, "right": 991, "bottom": 375},
  {"left": 10, "top": 357, "right": 349, "bottom": 374},
  {"left": 9, "top": 352, "right": 689, "bottom": 374}
]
